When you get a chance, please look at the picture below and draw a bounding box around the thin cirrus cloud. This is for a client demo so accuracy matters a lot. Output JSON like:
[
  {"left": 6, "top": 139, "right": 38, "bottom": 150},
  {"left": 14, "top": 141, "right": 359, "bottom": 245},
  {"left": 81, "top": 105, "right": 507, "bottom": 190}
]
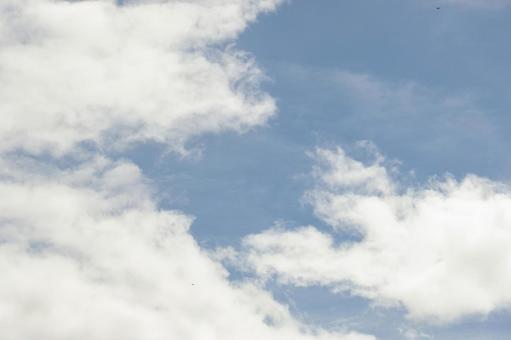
[
  {"left": 0, "top": 1, "right": 374, "bottom": 339},
  {"left": 0, "top": 0, "right": 277, "bottom": 155},
  {"left": 241, "top": 145, "right": 511, "bottom": 323}
]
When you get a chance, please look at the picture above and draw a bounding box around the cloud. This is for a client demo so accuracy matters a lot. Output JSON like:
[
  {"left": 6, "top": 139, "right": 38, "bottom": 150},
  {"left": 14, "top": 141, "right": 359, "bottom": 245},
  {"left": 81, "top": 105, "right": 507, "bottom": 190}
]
[
  {"left": 0, "top": 155, "right": 373, "bottom": 340},
  {"left": 0, "top": 0, "right": 278, "bottom": 155},
  {"left": 242, "top": 146, "right": 511, "bottom": 323},
  {"left": 0, "top": 2, "right": 376, "bottom": 339}
]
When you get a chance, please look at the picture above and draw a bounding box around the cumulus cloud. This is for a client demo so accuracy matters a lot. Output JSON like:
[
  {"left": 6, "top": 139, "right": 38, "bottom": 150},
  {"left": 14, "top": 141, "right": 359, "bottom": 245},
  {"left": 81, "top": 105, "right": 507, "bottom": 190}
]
[
  {"left": 242, "top": 146, "right": 511, "bottom": 323},
  {"left": 0, "top": 0, "right": 277, "bottom": 155},
  {"left": 0, "top": 1, "right": 375, "bottom": 339},
  {"left": 0, "top": 156, "right": 373, "bottom": 340}
]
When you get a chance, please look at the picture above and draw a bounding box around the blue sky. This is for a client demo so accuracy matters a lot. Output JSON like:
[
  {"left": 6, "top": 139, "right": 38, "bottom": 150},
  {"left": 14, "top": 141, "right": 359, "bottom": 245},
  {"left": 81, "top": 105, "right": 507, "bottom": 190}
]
[
  {"left": 240, "top": 2, "right": 511, "bottom": 338},
  {"left": 139, "top": 0, "right": 511, "bottom": 242},
  {"left": 2, "top": 1, "right": 511, "bottom": 339},
  {"left": 128, "top": 1, "right": 511, "bottom": 338}
]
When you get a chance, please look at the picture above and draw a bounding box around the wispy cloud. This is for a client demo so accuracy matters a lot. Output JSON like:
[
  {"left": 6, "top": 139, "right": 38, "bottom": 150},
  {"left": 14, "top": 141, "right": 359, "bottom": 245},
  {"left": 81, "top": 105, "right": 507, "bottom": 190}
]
[{"left": 283, "top": 64, "right": 498, "bottom": 164}]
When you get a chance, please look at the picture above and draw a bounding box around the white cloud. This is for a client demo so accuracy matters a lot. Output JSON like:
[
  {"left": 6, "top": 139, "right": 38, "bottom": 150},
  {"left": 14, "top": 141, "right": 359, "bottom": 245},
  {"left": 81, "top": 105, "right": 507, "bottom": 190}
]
[
  {"left": 0, "top": 0, "right": 278, "bottom": 155},
  {"left": 0, "top": 2, "right": 377, "bottom": 339},
  {"left": 312, "top": 146, "right": 394, "bottom": 197},
  {"left": 242, "top": 146, "right": 511, "bottom": 323},
  {"left": 0, "top": 155, "right": 373, "bottom": 340}
]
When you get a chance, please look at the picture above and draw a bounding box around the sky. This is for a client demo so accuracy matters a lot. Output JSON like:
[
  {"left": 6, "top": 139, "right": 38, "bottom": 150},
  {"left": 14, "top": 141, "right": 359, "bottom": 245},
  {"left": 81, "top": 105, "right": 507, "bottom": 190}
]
[{"left": 1, "top": 1, "right": 511, "bottom": 339}]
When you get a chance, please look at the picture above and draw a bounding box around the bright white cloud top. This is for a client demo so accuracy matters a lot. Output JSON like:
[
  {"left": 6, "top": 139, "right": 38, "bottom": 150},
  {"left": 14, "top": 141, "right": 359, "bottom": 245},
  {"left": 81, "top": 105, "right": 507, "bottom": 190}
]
[
  {"left": 242, "top": 146, "right": 511, "bottom": 323},
  {"left": 0, "top": 0, "right": 277, "bottom": 155}
]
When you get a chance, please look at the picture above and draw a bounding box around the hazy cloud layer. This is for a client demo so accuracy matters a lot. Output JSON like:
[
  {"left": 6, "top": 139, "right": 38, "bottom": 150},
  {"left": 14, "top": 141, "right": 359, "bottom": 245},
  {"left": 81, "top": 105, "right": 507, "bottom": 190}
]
[
  {"left": 0, "top": 0, "right": 278, "bottom": 155},
  {"left": 242, "top": 146, "right": 511, "bottom": 323}
]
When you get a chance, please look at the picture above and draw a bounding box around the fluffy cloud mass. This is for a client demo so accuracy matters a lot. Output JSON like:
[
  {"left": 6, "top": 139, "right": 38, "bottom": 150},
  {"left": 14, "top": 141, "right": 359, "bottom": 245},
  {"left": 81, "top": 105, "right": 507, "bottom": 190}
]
[
  {"left": 242, "top": 146, "right": 511, "bottom": 323},
  {"left": 0, "top": 156, "right": 373, "bottom": 340},
  {"left": 0, "top": 0, "right": 277, "bottom": 155},
  {"left": 0, "top": 1, "right": 375, "bottom": 339}
]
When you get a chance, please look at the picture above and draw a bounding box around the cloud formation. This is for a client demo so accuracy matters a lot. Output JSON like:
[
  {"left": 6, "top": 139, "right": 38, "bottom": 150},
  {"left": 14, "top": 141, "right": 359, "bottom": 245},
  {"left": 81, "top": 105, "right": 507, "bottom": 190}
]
[
  {"left": 0, "top": 0, "right": 277, "bottom": 155},
  {"left": 0, "top": 2, "right": 375, "bottom": 339},
  {"left": 0, "top": 155, "right": 373, "bottom": 340},
  {"left": 242, "top": 146, "right": 511, "bottom": 323}
]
